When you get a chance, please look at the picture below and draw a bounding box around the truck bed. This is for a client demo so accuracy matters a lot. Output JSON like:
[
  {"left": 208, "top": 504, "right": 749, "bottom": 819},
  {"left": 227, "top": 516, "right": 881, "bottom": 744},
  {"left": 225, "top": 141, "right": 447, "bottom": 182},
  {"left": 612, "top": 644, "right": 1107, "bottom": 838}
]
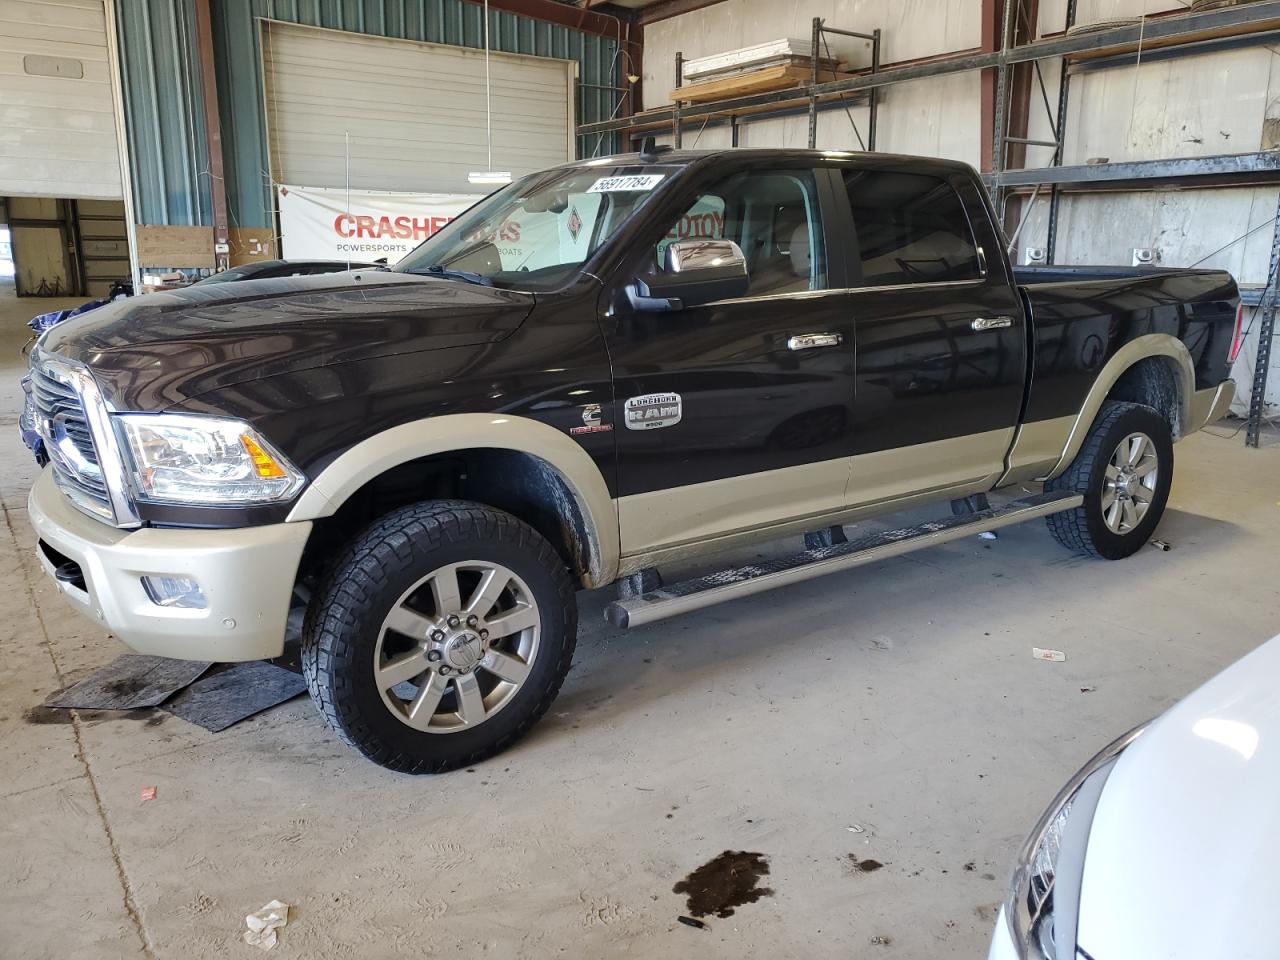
[{"left": 1013, "top": 264, "right": 1238, "bottom": 428}]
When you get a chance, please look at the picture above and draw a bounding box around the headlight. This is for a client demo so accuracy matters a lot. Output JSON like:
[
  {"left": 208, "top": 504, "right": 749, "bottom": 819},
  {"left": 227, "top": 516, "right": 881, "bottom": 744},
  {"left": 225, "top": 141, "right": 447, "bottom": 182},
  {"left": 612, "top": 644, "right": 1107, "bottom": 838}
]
[
  {"left": 115, "top": 413, "right": 304, "bottom": 505},
  {"left": 1003, "top": 722, "right": 1149, "bottom": 959}
]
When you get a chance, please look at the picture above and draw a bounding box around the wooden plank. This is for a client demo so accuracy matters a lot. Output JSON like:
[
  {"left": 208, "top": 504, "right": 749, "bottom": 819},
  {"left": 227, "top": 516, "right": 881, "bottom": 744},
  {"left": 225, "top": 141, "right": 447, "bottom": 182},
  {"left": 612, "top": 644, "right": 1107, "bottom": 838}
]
[
  {"left": 1064, "top": 16, "right": 1280, "bottom": 61},
  {"left": 229, "top": 226, "right": 275, "bottom": 266},
  {"left": 134, "top": 225, "right": 214, "bottom": 269},
  {"left": 672, "top": 65, "right": 817, "bottom": 104}
]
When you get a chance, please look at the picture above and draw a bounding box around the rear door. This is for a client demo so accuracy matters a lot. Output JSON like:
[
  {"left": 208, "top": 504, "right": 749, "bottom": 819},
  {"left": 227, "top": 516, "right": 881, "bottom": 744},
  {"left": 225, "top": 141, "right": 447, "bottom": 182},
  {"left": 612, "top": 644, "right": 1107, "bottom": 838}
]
[
  {"left": 834, "top": 164, "right": 1026, "bottom": 505},
  {"left": 600, "top": 160, "right": 860, "bottom": 557}
]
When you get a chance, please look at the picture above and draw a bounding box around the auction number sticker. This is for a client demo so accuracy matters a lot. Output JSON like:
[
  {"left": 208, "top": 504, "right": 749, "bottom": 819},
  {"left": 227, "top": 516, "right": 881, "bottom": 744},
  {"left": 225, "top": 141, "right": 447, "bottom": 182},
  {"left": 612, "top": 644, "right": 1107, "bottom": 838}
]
[
  {"left": 624, "top": 392, "right": 682, "bottom": 431},
  {"left": 587, "top": 174, "right": 665, "bottom": 193}
]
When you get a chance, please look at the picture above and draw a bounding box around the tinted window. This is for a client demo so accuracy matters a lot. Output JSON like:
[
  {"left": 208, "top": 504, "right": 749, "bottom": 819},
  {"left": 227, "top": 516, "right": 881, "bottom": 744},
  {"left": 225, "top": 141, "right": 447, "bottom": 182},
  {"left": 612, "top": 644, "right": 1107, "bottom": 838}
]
[
  {"left": 657, "top": 169, "right": 827, "bottom": 297},
  {"left": 844, "top": 171, "right": 982, "bottom": 287}
]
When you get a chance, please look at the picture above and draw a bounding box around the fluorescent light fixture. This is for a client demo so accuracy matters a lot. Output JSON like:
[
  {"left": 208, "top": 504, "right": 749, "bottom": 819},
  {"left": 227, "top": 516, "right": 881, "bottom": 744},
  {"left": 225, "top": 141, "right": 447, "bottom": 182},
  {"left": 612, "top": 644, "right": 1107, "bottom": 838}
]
[{"left": 468, "top": 171, "right": 511, "bottom": 185}]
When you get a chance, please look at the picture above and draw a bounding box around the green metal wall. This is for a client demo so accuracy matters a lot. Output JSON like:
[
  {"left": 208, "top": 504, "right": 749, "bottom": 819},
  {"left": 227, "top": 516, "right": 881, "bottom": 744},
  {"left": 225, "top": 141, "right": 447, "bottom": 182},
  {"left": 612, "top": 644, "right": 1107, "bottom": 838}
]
[
  {"left": 114, "top": 0, "right": 621, "bottom": 231},
  {"left": 114, "top": 1, "right": 213, "bottom": 226}
]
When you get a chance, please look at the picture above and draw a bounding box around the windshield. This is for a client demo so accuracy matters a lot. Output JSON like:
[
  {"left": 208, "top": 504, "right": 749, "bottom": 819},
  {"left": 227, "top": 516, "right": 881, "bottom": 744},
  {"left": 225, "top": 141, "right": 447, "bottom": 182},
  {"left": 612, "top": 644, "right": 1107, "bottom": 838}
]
[{"left": 395, "top": 164, "right": 677, "bottom": 290}]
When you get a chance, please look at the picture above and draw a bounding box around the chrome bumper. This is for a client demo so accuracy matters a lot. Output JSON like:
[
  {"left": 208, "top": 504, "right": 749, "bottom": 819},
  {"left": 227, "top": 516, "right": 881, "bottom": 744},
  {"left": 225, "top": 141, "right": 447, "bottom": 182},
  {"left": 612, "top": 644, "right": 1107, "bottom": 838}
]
[{"left": 28, "top": 468, "right": 311, "bottom": 661}]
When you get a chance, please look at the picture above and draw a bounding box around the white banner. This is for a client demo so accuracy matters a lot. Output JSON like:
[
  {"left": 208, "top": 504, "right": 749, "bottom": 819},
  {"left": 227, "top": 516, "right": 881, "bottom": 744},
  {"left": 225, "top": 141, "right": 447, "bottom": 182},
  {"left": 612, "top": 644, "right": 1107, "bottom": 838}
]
[{"left": 277, "top": 185, "right": 483, "bottom": 264}]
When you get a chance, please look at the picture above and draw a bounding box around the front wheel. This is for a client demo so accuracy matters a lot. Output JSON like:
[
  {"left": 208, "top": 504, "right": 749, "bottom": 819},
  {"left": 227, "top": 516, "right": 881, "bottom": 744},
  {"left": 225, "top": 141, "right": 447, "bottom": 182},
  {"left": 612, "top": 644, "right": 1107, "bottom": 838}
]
[
  {"left": 301, "top": 500, "right": 577, "bottom": 773},
  {"left": 1045, "top": 401, "right": 1173, "bottom": 560}
]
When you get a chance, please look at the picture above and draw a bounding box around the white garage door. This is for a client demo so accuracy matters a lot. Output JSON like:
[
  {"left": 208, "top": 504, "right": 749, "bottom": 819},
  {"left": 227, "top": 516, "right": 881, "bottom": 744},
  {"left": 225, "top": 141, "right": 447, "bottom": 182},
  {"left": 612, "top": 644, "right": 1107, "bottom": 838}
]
[
  {"left": 260, "top": 20, "right": 576, "bottom": 195},
  {"left": 0, "top": 0, "right": 122, "bottom": 199}
]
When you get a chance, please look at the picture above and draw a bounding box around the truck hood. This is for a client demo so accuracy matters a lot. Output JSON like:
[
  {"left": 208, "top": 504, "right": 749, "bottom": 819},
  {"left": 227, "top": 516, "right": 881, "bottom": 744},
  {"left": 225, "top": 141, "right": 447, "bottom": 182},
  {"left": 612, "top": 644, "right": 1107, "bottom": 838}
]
[
  {"left": 1076, "top": 635, "right": 1280, "bottom": 960},
  {"left": 37, "top": 270, "right": 534, "bottom": 410}
]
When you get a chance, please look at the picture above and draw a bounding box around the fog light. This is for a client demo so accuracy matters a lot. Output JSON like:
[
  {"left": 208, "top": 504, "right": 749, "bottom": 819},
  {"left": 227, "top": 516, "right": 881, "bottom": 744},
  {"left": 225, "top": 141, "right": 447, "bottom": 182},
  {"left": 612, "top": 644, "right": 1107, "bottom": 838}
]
[{"left": 141, "top": 575, "right": 207, "bottom": 609}]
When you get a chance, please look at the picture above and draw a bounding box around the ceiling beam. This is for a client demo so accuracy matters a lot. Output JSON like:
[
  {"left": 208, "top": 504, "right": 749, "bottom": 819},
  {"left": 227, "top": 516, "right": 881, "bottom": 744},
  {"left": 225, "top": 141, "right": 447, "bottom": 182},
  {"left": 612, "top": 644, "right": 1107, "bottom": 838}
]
[
  {"left": 458, "top": 0, "right": 629, "bottom": 40},
  {"left": 635, "top": 0, "right": 728, "bottom": 25}
]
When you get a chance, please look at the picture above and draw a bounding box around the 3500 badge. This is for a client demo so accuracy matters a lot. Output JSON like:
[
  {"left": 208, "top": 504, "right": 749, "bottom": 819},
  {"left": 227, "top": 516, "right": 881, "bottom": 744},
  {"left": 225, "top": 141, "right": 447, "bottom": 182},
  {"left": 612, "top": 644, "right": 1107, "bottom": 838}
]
[{"left": 624, "top": 393, "right": 682, "bottom": 431}]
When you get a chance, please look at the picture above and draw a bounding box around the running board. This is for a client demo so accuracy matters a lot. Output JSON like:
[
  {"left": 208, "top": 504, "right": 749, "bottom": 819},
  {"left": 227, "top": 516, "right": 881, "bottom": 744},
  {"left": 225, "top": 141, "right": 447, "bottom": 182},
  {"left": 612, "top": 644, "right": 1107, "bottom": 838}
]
[{"left": 604, "top": 491, "right": 1083, "bottom": 629}]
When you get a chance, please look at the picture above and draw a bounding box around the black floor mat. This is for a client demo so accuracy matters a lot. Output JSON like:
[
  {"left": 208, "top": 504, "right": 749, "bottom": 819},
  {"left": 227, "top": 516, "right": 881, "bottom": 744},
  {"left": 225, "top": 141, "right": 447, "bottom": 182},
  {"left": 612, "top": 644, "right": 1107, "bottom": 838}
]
[
  {"left": 160, "top": 661, "right": 307, "bottom": 732},
  {"left": 44, "top": 655, "right": 213, "bottom": 711}
]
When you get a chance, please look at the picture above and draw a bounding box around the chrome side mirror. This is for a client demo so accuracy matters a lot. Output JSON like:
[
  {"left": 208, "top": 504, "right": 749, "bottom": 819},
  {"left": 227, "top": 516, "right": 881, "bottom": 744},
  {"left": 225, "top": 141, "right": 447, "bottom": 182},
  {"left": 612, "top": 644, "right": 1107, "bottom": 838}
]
[
  {"left": 664, "top": 238, "right": 747, "bottom": 274},
  {"left": 628, "top": 239, "right": 750, "bottom": 312}
]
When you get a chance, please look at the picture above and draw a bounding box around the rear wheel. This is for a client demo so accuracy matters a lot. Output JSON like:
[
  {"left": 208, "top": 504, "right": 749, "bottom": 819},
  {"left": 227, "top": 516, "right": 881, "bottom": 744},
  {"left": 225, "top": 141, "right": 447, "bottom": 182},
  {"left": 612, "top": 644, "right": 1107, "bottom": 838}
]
[
  {"left": 302, "top": 500, "right": 577, "bottom": 773},
  {"left": 1045, "top": 401, "right": 1172, "bottom": 560}
]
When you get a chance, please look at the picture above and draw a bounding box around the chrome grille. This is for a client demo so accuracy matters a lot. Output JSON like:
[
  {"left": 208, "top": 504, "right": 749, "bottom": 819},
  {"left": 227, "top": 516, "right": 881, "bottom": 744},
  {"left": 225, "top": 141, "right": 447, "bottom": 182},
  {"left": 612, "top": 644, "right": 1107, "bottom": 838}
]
[{"left": 30, "top": 357, "right": 114, "bottom": 522}]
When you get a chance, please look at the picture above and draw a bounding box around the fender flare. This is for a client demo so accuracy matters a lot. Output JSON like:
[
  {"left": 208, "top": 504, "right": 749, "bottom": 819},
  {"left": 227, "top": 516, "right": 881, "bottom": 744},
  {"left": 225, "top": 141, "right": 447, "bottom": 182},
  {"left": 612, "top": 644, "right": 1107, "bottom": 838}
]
[
  {"left": 286, "top": 413, "right": 620, "bottom": 587},
  {"left": 1043, "top": 333, "right": 1195, "bottom": 480}
]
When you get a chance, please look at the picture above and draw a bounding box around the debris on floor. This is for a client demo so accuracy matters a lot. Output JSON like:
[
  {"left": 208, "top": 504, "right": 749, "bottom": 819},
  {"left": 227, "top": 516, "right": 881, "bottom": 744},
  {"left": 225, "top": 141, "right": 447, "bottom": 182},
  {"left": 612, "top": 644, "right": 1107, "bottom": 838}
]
[
  {"left": 161, "top": 661, "right": 307, "bottom": 733},
  {"left": 243, "top": 900, "right": 290, "bottom": 951},
  {"left": 673, "top": 851, "right": 773, "bottom": 918},
  {"left": 846, "top": 854, "right": 884, "bottom": 874},
  {"left": 978, "top": 531, "right": 998, "bottom": 540},
  {"left": 1150, "top": 538, "right": 1172, "bottom": 551},
  {"left": 140, "top": 786, "right": 157, "bottom": 803},
  {"left": 676, "top": 916, "right": 709, "bottom": 931},
  {"left": 870, "top": 934, "right": 893, "bottom": 945},
  {"left": 43, "top": 655, "right": 212, "bottom": 711},
  {"left": 1032, "top": 647, "right": 1067, "bottom": 662},
  {"left": 846, "top": 823, "right": 865, "bottom": 834},
  {"left": 1080, "top": 685, "right": 1096, "bottom": 694}
]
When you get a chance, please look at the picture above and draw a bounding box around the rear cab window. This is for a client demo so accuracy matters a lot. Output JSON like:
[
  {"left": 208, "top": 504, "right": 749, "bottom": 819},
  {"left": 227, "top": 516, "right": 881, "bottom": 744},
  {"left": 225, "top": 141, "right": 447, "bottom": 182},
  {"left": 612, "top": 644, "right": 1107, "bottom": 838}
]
[{"left": 842, "top": 170, "right": 983, "bottom": 287}]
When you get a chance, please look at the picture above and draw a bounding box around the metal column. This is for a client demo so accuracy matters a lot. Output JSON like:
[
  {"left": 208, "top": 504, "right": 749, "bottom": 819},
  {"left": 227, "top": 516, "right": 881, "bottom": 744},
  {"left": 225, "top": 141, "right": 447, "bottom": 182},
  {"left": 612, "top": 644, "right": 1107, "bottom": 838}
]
[
  {"left": 673, "top": 52, "right": 683, "bottom": 148},
  {"left": 1045, "top": 0, "right": 1078, "bottom": 264},
  {"left": 808, "top": 17, "right": 822, "bottom": 149},
  {"left": 1246, "top": 195, "right": 1280, "bottom": 447},
  {"left": 989, "top": 0, "right": 1019, "bottom": 224}
]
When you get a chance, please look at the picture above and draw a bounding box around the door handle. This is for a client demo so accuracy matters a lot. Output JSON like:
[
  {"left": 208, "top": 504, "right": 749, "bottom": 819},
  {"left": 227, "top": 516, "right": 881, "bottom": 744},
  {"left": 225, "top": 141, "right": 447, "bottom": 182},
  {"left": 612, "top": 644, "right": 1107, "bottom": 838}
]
[
  {"left": 787, "top": 332, "right": 843, "bottom": 350},
  {"left": 970, "top": 316, "right": 1015, "bottom": 332}
]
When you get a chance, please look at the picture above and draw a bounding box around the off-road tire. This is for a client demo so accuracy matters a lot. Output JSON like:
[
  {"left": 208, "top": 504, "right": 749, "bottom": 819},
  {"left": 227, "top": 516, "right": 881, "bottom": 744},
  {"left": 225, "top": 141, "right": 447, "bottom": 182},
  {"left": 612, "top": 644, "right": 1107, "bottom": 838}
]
[
  {"left": 301, "top": 500, "right": 577, "bottom": 773},
  {"left": 1045, "top": 401, "right": 1173, "bottom": 560}
]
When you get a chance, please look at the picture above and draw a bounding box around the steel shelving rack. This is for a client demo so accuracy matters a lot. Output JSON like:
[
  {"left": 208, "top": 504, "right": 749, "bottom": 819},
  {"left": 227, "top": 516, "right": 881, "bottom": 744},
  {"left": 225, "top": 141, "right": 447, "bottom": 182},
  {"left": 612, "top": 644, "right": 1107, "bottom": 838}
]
[{"left": 579, "top": 0, "right": 1280, "bottom": 444}]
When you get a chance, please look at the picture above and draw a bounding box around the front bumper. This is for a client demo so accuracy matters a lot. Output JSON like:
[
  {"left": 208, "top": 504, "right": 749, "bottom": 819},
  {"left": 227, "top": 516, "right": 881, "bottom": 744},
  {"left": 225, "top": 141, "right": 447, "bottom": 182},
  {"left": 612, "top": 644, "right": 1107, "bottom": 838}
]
[{"left": 28, "top": 468, "right": 311, "bottom": 661}]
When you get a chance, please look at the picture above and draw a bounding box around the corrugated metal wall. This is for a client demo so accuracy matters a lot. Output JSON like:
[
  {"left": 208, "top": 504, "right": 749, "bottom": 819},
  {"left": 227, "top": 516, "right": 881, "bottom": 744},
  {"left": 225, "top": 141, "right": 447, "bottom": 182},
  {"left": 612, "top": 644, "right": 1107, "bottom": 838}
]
[
  {"left": 213, "top": 0, "right": 621, "bottom": 231},
  {"left": 114, "top": 0, "right": 212, "bottom": 226},
  {"left": 115, "top": 0, "right": 621, "bottom": 231}
]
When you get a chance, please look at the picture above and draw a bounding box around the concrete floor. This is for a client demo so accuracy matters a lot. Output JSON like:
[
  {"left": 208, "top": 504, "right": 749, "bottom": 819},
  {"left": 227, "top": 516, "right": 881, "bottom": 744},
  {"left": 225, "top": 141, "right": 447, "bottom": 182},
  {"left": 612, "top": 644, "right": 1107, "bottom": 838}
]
[{"left": 2, "top": 277, "right": 1278, "bottom": 959}]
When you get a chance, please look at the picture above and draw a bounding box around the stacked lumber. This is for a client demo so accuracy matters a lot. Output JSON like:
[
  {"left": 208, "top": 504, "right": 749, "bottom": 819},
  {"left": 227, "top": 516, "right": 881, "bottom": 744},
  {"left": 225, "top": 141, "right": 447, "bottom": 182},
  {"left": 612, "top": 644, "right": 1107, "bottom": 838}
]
[{"left": 671, "top": 38, "right": 858, "bottom": 105}]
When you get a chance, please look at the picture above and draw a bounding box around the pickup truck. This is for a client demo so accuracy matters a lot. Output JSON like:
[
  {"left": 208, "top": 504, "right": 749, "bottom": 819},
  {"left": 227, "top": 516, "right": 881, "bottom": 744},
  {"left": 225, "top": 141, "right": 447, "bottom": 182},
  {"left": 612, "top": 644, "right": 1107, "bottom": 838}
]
[{"left": 26, "top": 148, "right": 1239, "bottom": 773}]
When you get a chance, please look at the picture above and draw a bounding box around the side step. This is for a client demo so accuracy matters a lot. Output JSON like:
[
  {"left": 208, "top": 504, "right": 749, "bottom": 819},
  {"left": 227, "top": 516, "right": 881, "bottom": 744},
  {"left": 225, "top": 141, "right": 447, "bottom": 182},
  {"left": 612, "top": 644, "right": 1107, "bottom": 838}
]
[{"left": 604, "top": 490, "right": 1083, "bottom": 629}]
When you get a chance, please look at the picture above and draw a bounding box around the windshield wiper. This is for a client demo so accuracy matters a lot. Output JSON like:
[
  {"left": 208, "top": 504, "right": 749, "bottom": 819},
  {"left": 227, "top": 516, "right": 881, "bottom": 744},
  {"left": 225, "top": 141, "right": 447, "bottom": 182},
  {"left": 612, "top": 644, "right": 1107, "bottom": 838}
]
[{"left": 421, "top": 264, "right": 492, "bottom": 286}]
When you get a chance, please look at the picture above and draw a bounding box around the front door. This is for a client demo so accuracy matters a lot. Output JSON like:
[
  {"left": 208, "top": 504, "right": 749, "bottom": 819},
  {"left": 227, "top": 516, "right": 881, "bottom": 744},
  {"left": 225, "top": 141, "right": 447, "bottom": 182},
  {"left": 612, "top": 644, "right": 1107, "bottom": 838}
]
[{"left": 600, "top": 163, "right": 859, "bottom": 557}]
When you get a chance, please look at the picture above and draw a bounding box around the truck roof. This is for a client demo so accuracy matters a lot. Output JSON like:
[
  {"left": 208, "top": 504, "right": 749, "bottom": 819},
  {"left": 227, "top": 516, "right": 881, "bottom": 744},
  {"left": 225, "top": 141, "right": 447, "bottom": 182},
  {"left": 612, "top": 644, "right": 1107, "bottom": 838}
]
[{"left": 563, "top": 148, "right": 977, "bottom": 178}]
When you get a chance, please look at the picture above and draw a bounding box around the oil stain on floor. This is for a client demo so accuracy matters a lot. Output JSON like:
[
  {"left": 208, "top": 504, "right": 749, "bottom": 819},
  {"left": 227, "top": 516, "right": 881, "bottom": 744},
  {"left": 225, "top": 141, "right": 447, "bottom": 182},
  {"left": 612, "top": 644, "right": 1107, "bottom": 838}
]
[{"left": 673, "top": 850, "right": 773, "bottom": 918}]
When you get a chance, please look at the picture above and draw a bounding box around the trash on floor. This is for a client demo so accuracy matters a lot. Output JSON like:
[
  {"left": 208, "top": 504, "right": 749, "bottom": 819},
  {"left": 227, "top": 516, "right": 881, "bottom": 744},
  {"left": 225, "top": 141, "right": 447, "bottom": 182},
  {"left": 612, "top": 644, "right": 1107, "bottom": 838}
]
[
  {"left": 1032, "top": 647, "right": 1067, "bottom": 662},
  {"left": 43, "top": 655, "right": 212, "bottom": 711},
  {"left": 162, "top": 661, "right": 307, "bottom": 733},
  {"left": 243, "top": 899, "right": 290, "bottom": 950},
  {"left": 1080, "top": 685, "right": 1096, "bottom": 694},
  {"left": 677, "top": 916, "right": 709, "bottom": 930},
  {"left": 140, "top": 786, "right": 157, "bottom": 802},
  {"left": 978, "top": 531, "right": 998, "bottom": 540},
  {"left": 1150, "top": 538, "right": 1171, "bottom": 551}
]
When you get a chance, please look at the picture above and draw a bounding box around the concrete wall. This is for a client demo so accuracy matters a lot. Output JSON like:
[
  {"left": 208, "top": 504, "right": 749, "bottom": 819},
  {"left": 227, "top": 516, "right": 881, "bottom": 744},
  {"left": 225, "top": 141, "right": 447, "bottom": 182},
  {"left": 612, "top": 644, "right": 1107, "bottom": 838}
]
[{"left": 646, "top": 0, "right": 1280, "bottom": 411}]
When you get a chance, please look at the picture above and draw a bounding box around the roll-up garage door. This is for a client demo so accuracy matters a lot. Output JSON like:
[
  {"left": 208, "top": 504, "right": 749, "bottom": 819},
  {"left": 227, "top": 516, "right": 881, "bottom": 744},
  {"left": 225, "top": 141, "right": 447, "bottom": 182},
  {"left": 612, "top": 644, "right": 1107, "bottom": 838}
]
[
  {"left": 260, "top": 20, "right": 577, "bottom": 195},
  {"left": 0, "top": 0, "right": 123, "bottom": 199}
]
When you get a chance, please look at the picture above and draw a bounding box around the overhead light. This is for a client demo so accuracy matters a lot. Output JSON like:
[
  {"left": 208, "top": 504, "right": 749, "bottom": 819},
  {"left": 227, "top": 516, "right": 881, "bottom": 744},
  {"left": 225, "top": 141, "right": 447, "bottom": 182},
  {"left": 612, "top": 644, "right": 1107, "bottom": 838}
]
[{"left": 468, "top": 171, "right": 512, "bottom": 185}]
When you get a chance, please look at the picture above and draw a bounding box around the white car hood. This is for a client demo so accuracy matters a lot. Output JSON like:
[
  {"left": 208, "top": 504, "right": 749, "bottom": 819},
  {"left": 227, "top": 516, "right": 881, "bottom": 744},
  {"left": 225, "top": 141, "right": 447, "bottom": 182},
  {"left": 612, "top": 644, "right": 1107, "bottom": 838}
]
[{"left": 1077, "top": 637, "right": 1280, "bottom": 959}]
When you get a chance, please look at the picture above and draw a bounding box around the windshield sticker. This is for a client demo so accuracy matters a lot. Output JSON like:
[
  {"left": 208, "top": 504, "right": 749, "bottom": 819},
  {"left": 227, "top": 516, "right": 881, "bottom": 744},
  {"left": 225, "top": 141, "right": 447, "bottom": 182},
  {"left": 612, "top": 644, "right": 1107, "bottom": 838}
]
[
  {"left": 567, "top": 206, "right": 583, "bottom": 243},
  {"left": 624, "top": 393, "right": 682, "bottom": 431},
  {"left": 587, "top": 174, "right": 665, "bottom": 194}
]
